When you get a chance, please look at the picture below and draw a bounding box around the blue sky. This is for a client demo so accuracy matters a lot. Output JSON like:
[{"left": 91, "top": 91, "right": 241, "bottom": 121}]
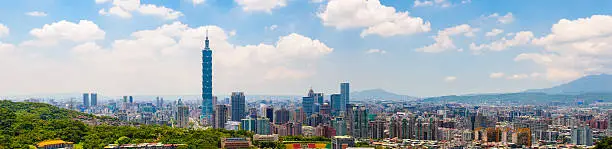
[{"left": 1, "top": 0, "right": 612, "bottom": 97}]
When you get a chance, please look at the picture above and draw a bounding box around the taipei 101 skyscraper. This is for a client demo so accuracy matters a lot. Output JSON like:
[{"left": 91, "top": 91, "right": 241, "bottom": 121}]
[{"left": 202, "top": 30, "right": 213, "bottom": 123}]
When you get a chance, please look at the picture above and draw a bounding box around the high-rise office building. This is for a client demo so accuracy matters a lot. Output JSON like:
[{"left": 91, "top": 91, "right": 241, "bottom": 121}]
[
  {"left": 352, "top": 105, "right": 368, "bottom": 138},
  {"left": 82, "top": 93, "right": 90, "bottom": 108},
  {"left": 571, "top": 125, "right": 593, "bottom": 146},
  {"left": 202, "top": 32, "right": 214, "bottom": 121},
  {"left": 214, "top": 104, "right": 228, "bottom": 129},
  {"left": 302, "top": 96, "right": 315, "bottom": 117},
  {"left": 369, "top": 117, "right": 385, "bottom": 139},
  {"left": 303, "top": 88, "right": 324, "bottom": 117},
  {"left": 313, "top": 93, "right": 324, "bottom": 105},
  {"left": 345, "top": 104, "right": 354, "bottom": 136},
  {"left": 242, "top": 117, "right": 257, "bottom": 133},
  {"left": 129, "top": 96, "right": 133, "bottom": 103},
  {"left": 320, "top": 103, "right": 331, "bottom": 116},
  {"left": 265, "top": 106, "right": 274, "bottom": 123},
  {"left": 341, "top": 83, "right": 350, "bottom": 107},
  {"left": 241, "top": 117, "right": 271, "bottom": 135},
  {"left": 389, "top": 116, "right": 402, "bottom": 138},
  {"left": 274, "top": 108, "right": 290, "bottom": 124},
  {"left": 330, "top": 94, "right": 343, "bottom": 116},
  {"left": 256, "top": 118, "right": 271, "bottom": 135},
  {"left": 231, "top": 92, "right": 246, "bottom": 121},
  {"left": 156, "top": 97, "right": 161, "bottom": 107},
  {"left": 90, "top": 93, "right": 97, "bottom": 106},
  {"left": 176, "top": 99, "right": 189, "bottom": 128},
  {"left": 332, "top": 117, "right": 347, "bottom": 136}
]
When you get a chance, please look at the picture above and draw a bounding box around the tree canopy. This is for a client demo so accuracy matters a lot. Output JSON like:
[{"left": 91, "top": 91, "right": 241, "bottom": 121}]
[{"left": 0, "top": 100, "right": 252, "bottom": 149}]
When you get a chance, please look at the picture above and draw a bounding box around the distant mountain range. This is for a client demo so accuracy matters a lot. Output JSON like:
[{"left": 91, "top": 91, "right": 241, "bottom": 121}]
[
  {"left": 5, "top": 74, "right": 612, "bottom": 105},
  {"left": 423, "top": 74, "right": 612, "bottom": 105},
  {"left": 525, "top": 74, "right": 612, "bottom": 94},
  {"left": 351, "top": 89, "right": 419, "bottom": 101}
]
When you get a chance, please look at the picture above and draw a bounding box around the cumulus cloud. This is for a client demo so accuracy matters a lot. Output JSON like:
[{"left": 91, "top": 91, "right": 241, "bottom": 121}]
[
  {"left": 20, "top": 20, "right": 105, "bottom": 47},
  {"left": 26, "top": 11, "right": 48, "bottom": 17},
  {"left": 416, "top": 24, "right": 478, "bottom": 53},
  {"left": 444, "top": 76, "right": 457, "bottom": 82},
  {"left": 310, "top": 0, "right": 325, "bottom": 3},
  {"left": 490, "top": 72, "right": 541, "bottom": 80},
  {"left": 485, "top": 28, "right": 503, "bottom": 37},
  {"left": 413, "top": 0, "right": 451, "bottom": 8},
  {"left": 96, "top": 0, "right": 183, "bottom": 20},
  {"left": 489, "top": 72, "right": 505, "bottom": 78},
  {"left": 190, "top": 0, "right": 205, "bottom": 5},
  {"left": 366, "top": 49, "right": 387, "bottom": 54},
  {"left": 486, "top": 13, "right": 514, "bottom": 24},
  {"left": 266, "top": 24, "right": 278, "bottom": 31},
  {"left": 470, "top": 31, "right": 534, "bottom": 52},
  {"left": 95, "top": 0, "right": 112, "bottom": 4},
  {"left": 516, "top": 15, "right": 612, "bottom": 81},
  {"left": 0, "top": 21, "right": 333, "bottom": 95},
  {"left": 505, "top": 73, "right": 541, "bottom": 80},
  {"left": 0, "top": 24, "right": 8, "bottom": 37},
  {"left": 318, "top": 0, "right": 430, "bottom": 37},
  {"left": 234, "top": 0, "right": 287, "bottom": 13}
]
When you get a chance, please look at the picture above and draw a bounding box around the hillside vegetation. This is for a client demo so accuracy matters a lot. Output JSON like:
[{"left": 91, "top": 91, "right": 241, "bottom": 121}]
[{"left": 0, "top": 100, "right": 252, "bottom": 149}]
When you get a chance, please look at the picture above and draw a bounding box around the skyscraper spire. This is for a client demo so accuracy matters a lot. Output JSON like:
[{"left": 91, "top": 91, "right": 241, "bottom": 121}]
[{"left": 205, "top": 28, "right": 210, "bottom": 50}]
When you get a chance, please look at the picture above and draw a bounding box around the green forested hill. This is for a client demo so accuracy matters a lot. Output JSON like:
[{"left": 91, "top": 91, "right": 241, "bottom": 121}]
[{"left": 0, "top": 100, "right": 252, "bottom": 149}]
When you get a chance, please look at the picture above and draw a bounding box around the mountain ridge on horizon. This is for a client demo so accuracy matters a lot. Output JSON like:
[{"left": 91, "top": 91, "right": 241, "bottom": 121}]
[
  {"left": 525, "top": 74, "right": 612, "bottom": 94},
  {"left": 4, "top": 74, "right": 612, "bottom": 102}
]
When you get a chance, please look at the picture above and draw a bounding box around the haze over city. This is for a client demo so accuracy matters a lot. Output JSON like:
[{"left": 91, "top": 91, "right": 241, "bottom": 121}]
[{"left": 3, "top": 0, "right": 612, "bottom": 97}]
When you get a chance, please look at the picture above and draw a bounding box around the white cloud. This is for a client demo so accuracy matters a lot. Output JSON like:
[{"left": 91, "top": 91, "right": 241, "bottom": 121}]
[
  {"left": 310, "top": 0, "right": 325, "bottom": 3},
  {"left": 95, "top": 0, "right": 112, "bottom": 4},
  {"left": 0, "top": 21, "right": 333, "bottom": 95},
  {"left": 234, "top": 0, "right": 287, "bottom": 13},
  {"left": 485, "top": 28, "right": 503, "bottom": 37},
  {"left": 190, "top": 0, "right": 205, "bottom": 5},
  {"left": 26, "top": 11, "right": 48, "bottom": 17},
  {"left": 366, "top": 49, "right": 387, "bottom": 54},
  {"left": 0, "top": 24, "right": 8, "bottom": 37},
  {"left": 266, "top": 24, "right": 278, "bottom": 31},
  {"left": 138, "top": 4, "right": 183, "bottom": 20},
  {"left": 489, "top": 72, "right": 505, "bottom": 78},
  {"left": 229, "top": 30, "right": 237, "bottom": 36},
  {"left": 444, "top": 76, "right": 457, "bottom": 82},
  {"left": 486, "top": 13, "right": 514, "bottom": 24},
  {"left": 416, "top": 24, "right": 478, "bottom": 53},
  {"left": 414, "top": 0, "right": 433, "bottom": 7},
  {"left": 533, "top": 15, "right": 612, "bottom": 45},
  {"left": 470, "top": 31, "right": 534, "bottom": 52},
  {"left": 318, "top": 0, "right": 430, "bottom": 37},
  {"left": 96, "top": 0, "right": 183, "bottom": 20},
  {"left": 20, "top": 20, "right": 105, "bottom": 47},
  {"left": 516, "top": 15, "right": 612, "bottom": 81},
  {"left": 490, "top": 72, "right": 541, "bottom": 80},
  {"left": 413, "top": 0, "right": 452, "bottom": 8},
  {"left": 0, "top": 42, "right": 15, "bottom": 54},
  {"left": 506, "top": 74, "right": 528, "bottom": 80}
]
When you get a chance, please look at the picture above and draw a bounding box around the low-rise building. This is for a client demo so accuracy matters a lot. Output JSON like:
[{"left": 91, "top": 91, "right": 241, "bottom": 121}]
[
  {"left": 37, "top": 140, "right": 74, "bottom": 149},
  {"left": 332, "top": 136, "right": 354, "bottom": 149},
  {"left": 253, "top": 134, "right": 279, "bottom": 142},
  {"left": 221, "top": 138, "right": 252, "bottom": 149}
]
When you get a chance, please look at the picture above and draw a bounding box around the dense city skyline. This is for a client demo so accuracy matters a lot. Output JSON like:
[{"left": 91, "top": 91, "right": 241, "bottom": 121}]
[
  {"left": 3, "top": 0, "right": 612, "bottom": 96},
  {"left": 1, "top": 1, "right": 611, "bottom": 148}
]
